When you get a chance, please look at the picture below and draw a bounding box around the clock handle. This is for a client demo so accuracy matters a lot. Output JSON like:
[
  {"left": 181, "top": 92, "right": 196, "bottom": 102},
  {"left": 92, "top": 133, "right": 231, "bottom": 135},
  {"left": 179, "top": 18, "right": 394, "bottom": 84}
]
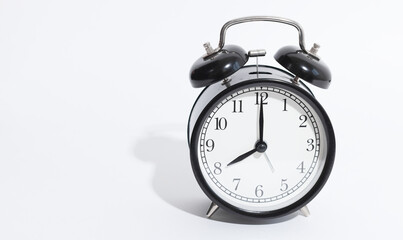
[
  {"left": 209, "top": 16, "right": 331, "bottom": 89},
  {"left": 190, "top": 16, "right": 331, "bottom": 89},
  {"left": 209, "top": 16, "right": 316, "bottom": 59}
]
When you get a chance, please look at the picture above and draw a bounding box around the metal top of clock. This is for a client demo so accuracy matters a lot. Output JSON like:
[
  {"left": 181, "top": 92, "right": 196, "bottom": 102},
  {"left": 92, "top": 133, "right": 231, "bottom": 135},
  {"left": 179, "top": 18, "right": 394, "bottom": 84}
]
[
  {"left": 207, "top": 16, "right": 318, "bottom": 60},
  {"left": 190, "top": 16, "right": 332, "bottom": 89}
]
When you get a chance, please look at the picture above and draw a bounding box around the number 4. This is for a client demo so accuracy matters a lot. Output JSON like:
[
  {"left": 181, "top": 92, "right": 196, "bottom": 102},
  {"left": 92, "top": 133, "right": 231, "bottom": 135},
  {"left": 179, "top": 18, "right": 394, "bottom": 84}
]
[{"left": 297, "top": 161, "right": 305, "bottom": 173}]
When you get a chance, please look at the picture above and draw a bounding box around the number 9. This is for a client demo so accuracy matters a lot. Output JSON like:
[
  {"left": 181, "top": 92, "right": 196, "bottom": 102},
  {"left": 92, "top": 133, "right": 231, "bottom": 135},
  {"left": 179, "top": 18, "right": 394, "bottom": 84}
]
[{"left": 206, "top": 139, "right": 215, "bottom": 152}]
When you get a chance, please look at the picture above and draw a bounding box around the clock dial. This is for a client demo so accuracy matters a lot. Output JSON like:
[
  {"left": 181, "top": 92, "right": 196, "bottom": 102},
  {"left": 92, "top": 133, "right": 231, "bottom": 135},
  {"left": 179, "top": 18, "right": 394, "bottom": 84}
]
[{"left": 196, "top": 84, "right": 328, "bottom": 212}]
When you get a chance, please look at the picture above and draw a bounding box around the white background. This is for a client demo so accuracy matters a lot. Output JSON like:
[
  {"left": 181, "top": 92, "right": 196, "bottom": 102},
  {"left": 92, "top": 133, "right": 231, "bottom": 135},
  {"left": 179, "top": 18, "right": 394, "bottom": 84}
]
[{"left": 1, "top": 0, "right": 402, "bottom": 239}]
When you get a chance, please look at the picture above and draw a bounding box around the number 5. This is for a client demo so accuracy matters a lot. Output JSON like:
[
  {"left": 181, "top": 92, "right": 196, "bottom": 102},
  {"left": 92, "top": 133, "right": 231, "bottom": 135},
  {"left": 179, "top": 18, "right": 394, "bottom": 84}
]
[{"left": 280, "top": 179, "right": 288, "bottom": 192}]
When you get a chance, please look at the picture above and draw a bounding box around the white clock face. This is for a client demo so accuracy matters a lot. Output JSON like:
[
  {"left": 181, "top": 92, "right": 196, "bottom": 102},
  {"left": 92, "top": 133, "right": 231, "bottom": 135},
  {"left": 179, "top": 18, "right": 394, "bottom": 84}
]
[{"left": 197, "top": 84, "right": 328, "bottom": 212}]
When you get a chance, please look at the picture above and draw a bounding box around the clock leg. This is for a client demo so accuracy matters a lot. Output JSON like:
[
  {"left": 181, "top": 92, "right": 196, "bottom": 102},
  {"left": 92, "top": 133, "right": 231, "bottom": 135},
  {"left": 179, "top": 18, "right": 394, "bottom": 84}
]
[
  {"left": 299, "top": 205, "right": 311, "bottom": 217},
  {"left": 206, "top": 202, "right": 219, "bottom": 218}
]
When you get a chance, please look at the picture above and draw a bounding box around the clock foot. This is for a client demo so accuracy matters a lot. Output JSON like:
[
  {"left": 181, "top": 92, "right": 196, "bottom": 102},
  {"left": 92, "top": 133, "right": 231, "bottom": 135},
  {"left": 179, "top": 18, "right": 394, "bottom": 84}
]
[
  {"left": 299, "top": 205, "right": 310, "bottom": 217},
  {"left": 206, "top": 202, "right": 219, "bottom": 218}
]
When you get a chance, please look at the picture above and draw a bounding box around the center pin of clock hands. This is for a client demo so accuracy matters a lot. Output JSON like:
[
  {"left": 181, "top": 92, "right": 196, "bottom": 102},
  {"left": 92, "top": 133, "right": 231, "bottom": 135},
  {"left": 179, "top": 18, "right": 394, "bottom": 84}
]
[{"left": 227, "top": 102, "right": 275, "bottom": 172}]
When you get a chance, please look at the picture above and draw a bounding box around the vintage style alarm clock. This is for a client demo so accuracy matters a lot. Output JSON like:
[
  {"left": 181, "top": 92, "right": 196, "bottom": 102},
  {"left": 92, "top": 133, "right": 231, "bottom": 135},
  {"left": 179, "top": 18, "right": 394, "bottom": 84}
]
[{"left": 187, "top": 16, "right": 335, "bottom": 219}]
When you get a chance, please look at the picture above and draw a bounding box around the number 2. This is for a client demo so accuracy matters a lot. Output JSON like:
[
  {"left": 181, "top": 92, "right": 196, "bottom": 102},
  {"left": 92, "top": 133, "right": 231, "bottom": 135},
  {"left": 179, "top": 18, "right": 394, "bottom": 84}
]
[{"left": 299, "top": 115, "right": 307, "bottom": 127}]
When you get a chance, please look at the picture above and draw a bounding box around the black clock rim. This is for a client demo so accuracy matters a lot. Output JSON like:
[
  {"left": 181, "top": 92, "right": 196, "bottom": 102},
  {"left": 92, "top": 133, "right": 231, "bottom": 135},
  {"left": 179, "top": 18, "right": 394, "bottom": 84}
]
[{"left": 189, "top": 79, "right": 336, "bottom": 219}]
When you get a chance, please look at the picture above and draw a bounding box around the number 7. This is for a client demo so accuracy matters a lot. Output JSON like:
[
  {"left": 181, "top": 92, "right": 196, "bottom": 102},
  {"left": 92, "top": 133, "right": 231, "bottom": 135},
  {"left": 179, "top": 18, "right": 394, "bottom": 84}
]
[{"left": 233, "top": 178, "right": 241, "bottom": 191}]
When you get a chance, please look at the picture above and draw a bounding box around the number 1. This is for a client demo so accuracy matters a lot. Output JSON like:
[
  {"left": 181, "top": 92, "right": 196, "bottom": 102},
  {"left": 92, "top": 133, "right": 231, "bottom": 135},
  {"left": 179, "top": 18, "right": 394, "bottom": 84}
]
[{"left": 283, "top": 98, "right": 287, "bottom": 111}]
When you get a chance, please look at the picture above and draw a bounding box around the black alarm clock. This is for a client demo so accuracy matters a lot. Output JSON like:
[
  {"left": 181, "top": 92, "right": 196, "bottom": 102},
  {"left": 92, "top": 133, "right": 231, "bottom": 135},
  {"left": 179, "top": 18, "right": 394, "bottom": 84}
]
[{"left": 187, "top": 16, "right": 335, "bottom": 219}]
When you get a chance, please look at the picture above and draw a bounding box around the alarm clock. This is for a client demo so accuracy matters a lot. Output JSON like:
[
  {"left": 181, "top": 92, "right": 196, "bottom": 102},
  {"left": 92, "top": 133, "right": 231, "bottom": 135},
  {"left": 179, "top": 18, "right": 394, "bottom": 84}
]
[{"left": 187, "top": 16, "right": 335, "bottom": 219}]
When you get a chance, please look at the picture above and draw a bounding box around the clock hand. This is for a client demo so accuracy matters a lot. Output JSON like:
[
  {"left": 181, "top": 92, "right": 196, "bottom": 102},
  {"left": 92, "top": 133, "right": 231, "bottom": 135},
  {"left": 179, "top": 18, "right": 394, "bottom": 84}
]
[
  {"left": 259, "top": 102, "right": 264, "bottom": 142},
  {"left": 227, "top": 148, "right": 257, "bottom": 166},
  {"left": 263, "top": 152, "right": 275, "bottom": 173},
  {"left": 258, "top": 100, "right": 274, "bottom": 172},
  {"left": 227, "top": 103, "right": 266, "bottom": 167}
]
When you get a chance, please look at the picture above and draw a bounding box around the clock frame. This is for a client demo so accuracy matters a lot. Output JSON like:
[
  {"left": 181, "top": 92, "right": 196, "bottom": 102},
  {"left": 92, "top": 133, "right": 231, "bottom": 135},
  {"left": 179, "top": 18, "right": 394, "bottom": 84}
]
[{"left": 188, "top": 66, "right": 335, "bottom": 218}]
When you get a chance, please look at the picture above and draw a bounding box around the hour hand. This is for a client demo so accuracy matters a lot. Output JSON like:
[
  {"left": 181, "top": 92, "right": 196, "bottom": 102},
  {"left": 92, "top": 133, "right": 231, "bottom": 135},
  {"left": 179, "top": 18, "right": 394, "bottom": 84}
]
[{"left": 227, "top": 148, "right": 257, "bottom": 166}]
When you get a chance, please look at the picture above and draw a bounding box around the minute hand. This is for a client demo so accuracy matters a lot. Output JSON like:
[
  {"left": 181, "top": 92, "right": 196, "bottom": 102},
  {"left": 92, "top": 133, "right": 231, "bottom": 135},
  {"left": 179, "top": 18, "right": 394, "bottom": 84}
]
[
  {"left": 259, "top": 102, "right": 264, "bottom": 142},
  {"left": 227, "top": 148, "right": 257, "bottom": 166}
]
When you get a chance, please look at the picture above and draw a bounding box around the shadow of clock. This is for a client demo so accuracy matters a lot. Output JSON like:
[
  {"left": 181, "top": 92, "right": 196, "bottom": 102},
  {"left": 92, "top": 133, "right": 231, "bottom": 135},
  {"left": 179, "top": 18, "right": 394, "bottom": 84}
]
[
  {"left": 134, "top": 125, "right": 208, "bottom": 218},
  {"left": 134, "top": 124, "right": 298, "bottom": 225}
]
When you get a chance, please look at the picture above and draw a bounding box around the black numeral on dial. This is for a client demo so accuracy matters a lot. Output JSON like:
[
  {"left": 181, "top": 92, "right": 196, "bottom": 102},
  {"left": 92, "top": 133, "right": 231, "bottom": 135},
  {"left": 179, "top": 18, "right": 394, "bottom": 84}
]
[
  {"left": 299, "top": 115, "right": 308, "bottom": 127},
  {"left": 214, "top": 117, "right": 227, "bottom": 130},
  {"left": 283, "top": 98, "right": 288, "bottom": 111},
  {"left": 205, "top": 139, "right": 215, "bottom": 152},
  {"left": 306, "top": 138, "right": 314, "bottom": 151},
  {"left": 232, "top": 100, "right": 243, "bottom": 113},
  {"left": 255, "top": 92, "right": 268, "bottom": 105}
]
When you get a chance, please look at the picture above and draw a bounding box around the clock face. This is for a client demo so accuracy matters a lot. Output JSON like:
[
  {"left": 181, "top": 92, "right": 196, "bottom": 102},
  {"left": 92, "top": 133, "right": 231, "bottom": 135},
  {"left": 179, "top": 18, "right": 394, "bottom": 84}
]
[{"left": 193, "top": 81, "right": 333, "bottom": 215}]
